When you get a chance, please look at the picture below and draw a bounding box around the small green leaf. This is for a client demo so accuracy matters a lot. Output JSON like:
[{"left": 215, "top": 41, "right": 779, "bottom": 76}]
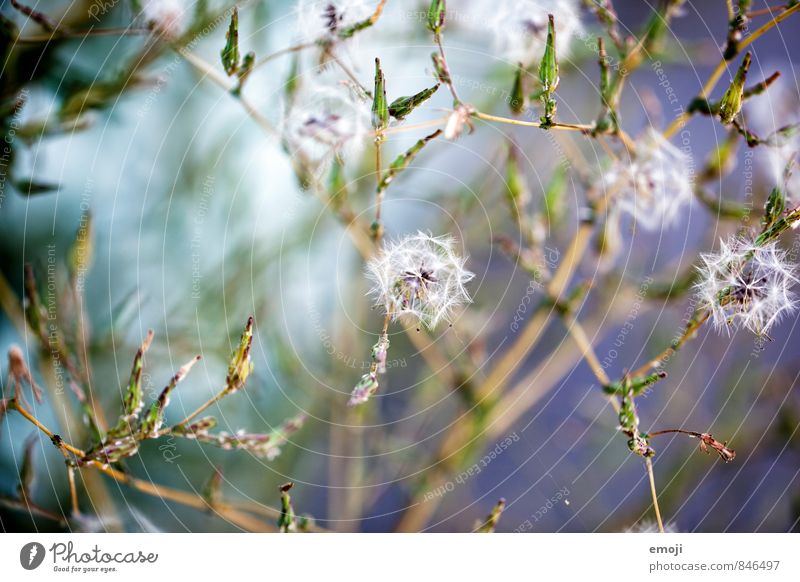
[
  {"left": 377, "top": 129, "right": 442, "bottom": 191},
  {"left": 431, "top": 52, "right": 451, "bottom": 86},
  {"left": 225, "top": 316, "right": 254, "bottom": 394},
  {"left": 338, "top": 0, "right": 385, "bottom": 39},
  {"left": 763, "top": 186, "right": 786, "bottom": 230},
  {"left": 278, "top": 482, "right": 297, "bottom": 533},
  {"left": 542, "top": 164, "right": 567, "bottom": 227},
  {"left": 509, "top": 64, "right": 527, "bottom": 115},
  {"left": 388, "top": 84, "right": 440, "bottom": 121},
  {"left": 505, "top": 144, "right": 530, "bottom": 223},
  {"left": 221, "top": 7, "right": 240, "bottom": 76},
  {"left": 202, "top": 467, "right": 223, "bottom": 507},
  {"left": 603, "top": 371, "right": 667, "bottom": 397},
  {"left": 232, "top": 51, "right": 255, "bottom": 96}
]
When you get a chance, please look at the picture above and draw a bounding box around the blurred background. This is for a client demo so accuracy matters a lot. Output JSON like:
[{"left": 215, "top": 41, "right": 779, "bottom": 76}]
[{"left": 1, "top": 0, "right": 799, "bottom": 532}]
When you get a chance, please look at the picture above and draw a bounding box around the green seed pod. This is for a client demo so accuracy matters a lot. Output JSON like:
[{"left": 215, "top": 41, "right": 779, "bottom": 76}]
[
  {"left": 719, "top": 52, "right": 751, "bottom": 124},
  {"left": 220, "top": 7, "right": 240, "bottom": 76},
  {"left": 539, "top": 14, "right": 559, "bottom": 94},
  {"left": 388, "top": 84, "right": 440, "bottom": 120},
  {"left": 427, "top": 0, "right": 446, "bottom": 35},
  {"left": 372, "top": 58, "right": 389, "bottom": 133}
]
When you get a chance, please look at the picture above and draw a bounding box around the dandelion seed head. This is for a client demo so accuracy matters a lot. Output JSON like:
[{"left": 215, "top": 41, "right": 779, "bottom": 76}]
[
  {"left": 141, "top": 0, "right": 189, "bottom": 39},
  {"left": 463, "top": 0, "right": 584, "bottom": 66},
  {"left": 284, "top": 81, "right": 370, "bottom": 172},
  {"left": 366, "top": 232, "right": 474, "bottom": 329},
  {"left": 295, "top": 0, "right": 375, "bottom": 44},
  {"left": 696, "top": 238, "right": 798, "bottom": 336},
  {"left": 602, "top": 128, "right": 694, "bottom": 230}
]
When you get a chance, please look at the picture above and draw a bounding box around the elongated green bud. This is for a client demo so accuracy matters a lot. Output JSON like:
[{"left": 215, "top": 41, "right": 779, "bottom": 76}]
[
  {"left": 719, "top": 52, "right": 751, "bottom": 124},
  {"left": 389, "top": 84, "right": 440, "bottom": 120},
  {"left": 510, "top": 63, "right": 527, "bottom": 115},
  {"left": 278, "top": 482, "right": 298, "bottom": 533},
  {"left": 427, "top": 0, "right": 446, "bottom": 35},
  {"left": 539, "top": 14, "right": 559, "bottom": 126},
  {"left": 431, "top": 52, "right": 451, "bottom": 86},
  {"left": 372, "top": 58, "right": 389, "bottom": 133},
  {"left": 763, "top": 185, "right": 786, "bottom": 230},
  {"left": 539, "top": 15, "right": 559, "bottom": 94},
  {"left": 221, "top": 7, "right": 240, "bottom": 76}
]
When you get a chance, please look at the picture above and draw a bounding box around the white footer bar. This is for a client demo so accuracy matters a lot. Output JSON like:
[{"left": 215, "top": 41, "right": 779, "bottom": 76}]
[{"left": 1, "top": 533, "right": 797, "bottom": 580}]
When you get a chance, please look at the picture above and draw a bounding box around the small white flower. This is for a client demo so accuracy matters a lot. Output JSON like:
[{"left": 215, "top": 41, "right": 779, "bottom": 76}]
[
  {"left": 366, "top": 232, "right": 474, "bottom": 328},
  {"left": 443, "top": 103, "right": 474, "bottom": 140},
  {"left": 696, "top": 238, "right": 799, "bottom": 336},
  {"left": 602, "top": 128, "right": 694, "bottom": 230},
  {"left": 283, "top": 81, "right": 370, "bottom": 171},
  {"left": 141, "top": 0, "right": 189, "bottom": 39},
  {"left": 462, "top": 0, "right": 584, "bottom": 66},
  {"left": 294, "top": 0, "right": 375, "bottom": 44}
]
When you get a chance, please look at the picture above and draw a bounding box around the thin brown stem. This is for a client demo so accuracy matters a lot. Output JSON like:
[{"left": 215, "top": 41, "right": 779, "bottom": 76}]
[
  {"left": 645, "top": 457, "right": 665, "bottom": 533},
  {"left": 474, "top": 111, "right": 592, "bottom": 132},
  {"left": 166, "top": 391, "right": 226, "bottom": 433},
  {"left": 562, "top": 315, "right": 611, "bottom": 385},
  {"left": 747, "top": 4, "right": 787, "bottom": 18},
  {"left": 179, "top": 48, "right": 276, "bottom": 135},
  {"left": 252, "top": 42, "right": 315, "bottom": 71},
  {"left": 66, "top": 464, "right": 80, "bottom": 517},
  {"left": 435, "top": 34, "right": 462, "bottom": 104},
  {"left": 374, "top": 138, "right": 384, "bottom": 240},
  {"left": 631, "top": 310, "right": 710, "bottom": 378},
  {"left": 9, "top": 400, "right": 86, "bottom": 457}
]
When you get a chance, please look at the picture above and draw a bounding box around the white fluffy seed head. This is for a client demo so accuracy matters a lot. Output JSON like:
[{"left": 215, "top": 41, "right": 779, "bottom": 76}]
[
  {"left": 283, "top": 80, "right": 370, "bottom": 172},
  {"left": 602, "top": 128, "right": 694, "bottom": 230},
  {"left": 366, "top": 232, "right": 474, "bottom": 329},
  {"left": 294, "top": 0, "right": 375, "bottom": 43},
  {"left": 141, "top": 0, "right": 189, "bottom": 39},
  {"left": 695, "top": 238, "right": 799, "bottom": 336},
  {"left": 462, "top": 0, "right": 584, "bottom": 66}
]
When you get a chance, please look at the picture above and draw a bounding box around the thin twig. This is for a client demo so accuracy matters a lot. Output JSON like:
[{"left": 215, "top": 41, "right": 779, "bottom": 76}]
[{"left": 645, "top": 457, "right": 665, "bottom": 533}]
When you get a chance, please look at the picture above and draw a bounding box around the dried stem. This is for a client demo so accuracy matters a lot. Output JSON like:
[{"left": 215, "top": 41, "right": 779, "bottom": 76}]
[{"left": 645, "top": 458, "right": 665, "bottom": 533}]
